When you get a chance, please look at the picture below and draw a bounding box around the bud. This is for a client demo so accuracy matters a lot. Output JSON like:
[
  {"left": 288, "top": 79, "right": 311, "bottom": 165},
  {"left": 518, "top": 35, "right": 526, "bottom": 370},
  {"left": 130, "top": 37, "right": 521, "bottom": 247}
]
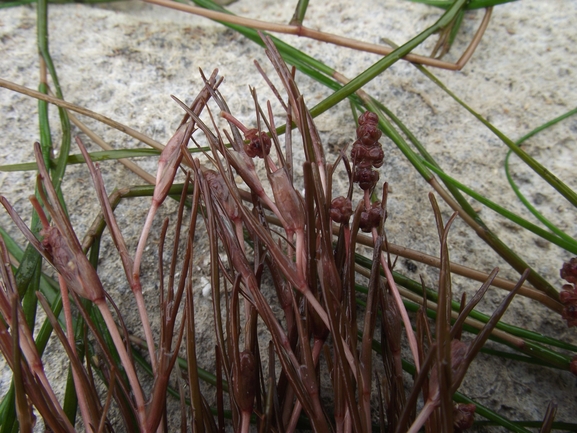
[
  {"left": 40, "top": 224, "right": 105, "bottom": 302},
  {"left": 453, "top": 403, "right": 476, "bottom": 431},
  {"left": 269, "top": 168, "right": 305, "bottom": 232},
  {"left": 354, "top": 166, "right": 379, "bottom": 191},
  {"left": 244, "top": 129, "right": 271, "bottom": 158},
  {"left": 204, "top": 169, "right": 239, "bottom": 221},
  {"left": 561, "top": 258, "right": 577, "bottom": 284},
  {"left": 356, "top": 123, "right": 382, "bottom": 146},
  {"left": 329, "top": 196, "right": 353, "bottom": 224},
  {"left": 358, "top": 111, "right": 379, "bottom": 126},
  {"left": 359, "top": 201, "right": 383, "bottom": 232}
]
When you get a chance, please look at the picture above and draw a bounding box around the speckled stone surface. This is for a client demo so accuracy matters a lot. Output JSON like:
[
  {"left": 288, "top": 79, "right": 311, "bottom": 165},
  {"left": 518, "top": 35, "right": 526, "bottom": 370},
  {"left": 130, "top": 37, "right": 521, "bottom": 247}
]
[{"left": 1, "top": 1, "right": 576, "bottom": 430}]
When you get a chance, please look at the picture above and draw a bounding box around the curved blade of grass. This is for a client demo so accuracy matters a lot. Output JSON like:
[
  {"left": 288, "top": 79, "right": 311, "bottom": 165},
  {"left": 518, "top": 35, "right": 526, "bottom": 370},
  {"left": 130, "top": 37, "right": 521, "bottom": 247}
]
[
  {"left": 504, "top": 107, "right": 577, "bottom": 245},
  {"left": 422, "top": 160, "right": 577, "bottom": 254},
  {"left": 516, "top": 107, "right": 577, "bottom": 146},
  {"left": 500, "top": 166, "right": 571, "bottom": 249},
  {"left": 415, "top": 63, "right": 577, "bottom": 209}
]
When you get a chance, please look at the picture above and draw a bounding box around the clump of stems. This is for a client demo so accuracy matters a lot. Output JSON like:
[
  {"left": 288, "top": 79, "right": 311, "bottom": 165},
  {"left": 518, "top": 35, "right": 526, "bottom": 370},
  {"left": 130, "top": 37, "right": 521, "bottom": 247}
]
[{"left": 0, "top": 3, "right": 575, "bottom": 431}]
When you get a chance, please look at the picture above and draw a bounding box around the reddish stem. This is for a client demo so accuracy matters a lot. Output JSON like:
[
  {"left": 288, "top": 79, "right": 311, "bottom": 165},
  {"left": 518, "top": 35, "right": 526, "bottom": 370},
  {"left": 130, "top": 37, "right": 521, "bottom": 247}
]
[
  {"left": 60, "top": 275, "right": 94, "bottom": 431},
  {"left": 363, "top": 189, "right": 420, "bottom": 371},
  {"left": 286, "top": 338, "right": 324, "bottom": 433},
  {"left": 221, "top": 111, "right": 249, "bottom": 134},
  {"left": 95, "top": 300, "right": 147, "bottom": 428}
]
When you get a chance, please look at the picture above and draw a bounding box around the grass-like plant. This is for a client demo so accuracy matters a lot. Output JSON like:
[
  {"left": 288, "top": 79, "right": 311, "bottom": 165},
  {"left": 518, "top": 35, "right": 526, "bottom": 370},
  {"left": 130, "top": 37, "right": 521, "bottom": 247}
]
[{"left": 0, "top": 0, "right": 576, "bottom": 431}]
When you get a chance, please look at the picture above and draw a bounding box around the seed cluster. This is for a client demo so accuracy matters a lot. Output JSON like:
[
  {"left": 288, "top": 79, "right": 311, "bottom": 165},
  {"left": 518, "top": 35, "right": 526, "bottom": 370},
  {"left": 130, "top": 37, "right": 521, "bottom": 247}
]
[
  {"left": 329, "top": 196, "right": 353, "bottom": 225},
  {"left": 560, "top": 258, "right": 577, "bottom": 327},
  {"left": 244, "top": 128, "right": 271, "bottom": 158},
  {"left": 352, "top": 111, "right": 384, "bottom": 191},
  {"left": 359, "top": 201, "right": 383, "bottom": 233}
]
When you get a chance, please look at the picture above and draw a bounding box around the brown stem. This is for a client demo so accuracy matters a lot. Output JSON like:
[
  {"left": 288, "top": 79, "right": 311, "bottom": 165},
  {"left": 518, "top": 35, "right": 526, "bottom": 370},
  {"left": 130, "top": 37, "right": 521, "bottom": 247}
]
[
  {"left": 65, "top": 109, "right": 156, "bottom": 184},
  {"left": 352, "top": 228, "right": 561, "bottom": 312},
  {"left": 453, "top": 7, "right": 493, "bottom": 69},
  {"left": 354, "top": 264, "right": 528, "bottom": 350},
  {"left": 143, "top": 0, "right": 489, "bottom": 71},
  {"left": 428, "top": 178, "right": 559, "bottom": 301},
  {"left": 220, "top": 111, "right": 249, "bottom": 134},
  {"left": 0, "top": 77, "right": 164, "bottom": 150}
]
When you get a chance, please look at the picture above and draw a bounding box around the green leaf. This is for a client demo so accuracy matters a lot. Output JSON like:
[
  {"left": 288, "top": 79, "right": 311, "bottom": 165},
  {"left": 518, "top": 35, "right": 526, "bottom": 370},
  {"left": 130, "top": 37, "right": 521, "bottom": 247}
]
[
  {"left": 0, "top": 149, "right": 162, "bottom": 172},
  {"left": 422, "top": 160, "right": 577, "bottom": 254}
]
